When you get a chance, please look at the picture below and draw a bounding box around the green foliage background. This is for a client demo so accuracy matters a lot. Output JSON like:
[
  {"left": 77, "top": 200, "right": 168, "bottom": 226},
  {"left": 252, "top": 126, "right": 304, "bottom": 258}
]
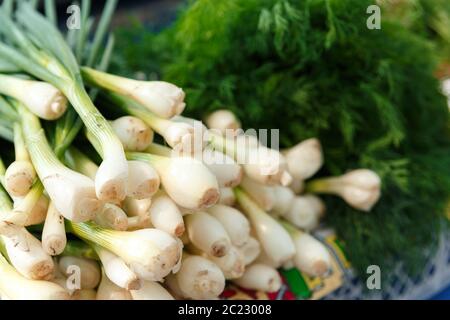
[
  {"left": 379, "top": 0, "right": 450, "bottom": 65},
  {"left": 113, "top": 0, "right": 450, "bottom": 279}
]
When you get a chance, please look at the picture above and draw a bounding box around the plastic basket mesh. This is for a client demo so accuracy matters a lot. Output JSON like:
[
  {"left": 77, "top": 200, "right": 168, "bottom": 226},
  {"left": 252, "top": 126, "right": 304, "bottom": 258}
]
[{"left": 324, "top": 232, "right": 450, "bottom": 300}]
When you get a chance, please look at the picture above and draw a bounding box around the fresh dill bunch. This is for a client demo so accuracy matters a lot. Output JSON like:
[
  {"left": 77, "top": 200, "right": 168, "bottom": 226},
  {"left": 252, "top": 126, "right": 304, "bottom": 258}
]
[
  {"left": 113, "top": 0, "right": 450, "bottom": 281},
  {"left": 378, "top": 0, "right": 450, "bottom": 67}
]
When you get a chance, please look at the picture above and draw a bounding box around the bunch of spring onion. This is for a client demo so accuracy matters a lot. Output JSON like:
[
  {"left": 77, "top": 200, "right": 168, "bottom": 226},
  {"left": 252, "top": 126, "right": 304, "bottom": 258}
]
[{"left": 0, "top": 1, "right": 382, "bottom": 300}]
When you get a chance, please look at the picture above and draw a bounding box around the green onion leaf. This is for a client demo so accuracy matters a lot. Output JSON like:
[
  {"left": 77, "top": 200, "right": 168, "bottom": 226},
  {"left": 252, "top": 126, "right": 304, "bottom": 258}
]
[{"left": 86, "top": 0, "right": 118, "bottom": 67}]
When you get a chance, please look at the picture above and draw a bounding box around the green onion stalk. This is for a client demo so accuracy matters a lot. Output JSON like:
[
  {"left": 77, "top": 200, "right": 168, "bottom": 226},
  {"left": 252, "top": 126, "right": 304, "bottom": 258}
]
[
  {"left": 96, "top": 270, "right": 133, "bottom": 300},
  {"left": 305, "top": 169, "right": 381, "bottom": 212},
  {"left": 103, "top": 92, "right": 204, "bottom": 155},
  {"left": 207, "top": 204, "right": 251, "bottom": 247},
  {"left": 0, "top": 123, "right": 13, "bottom": 142},
  {"left": 185, "top": 211, "right": 231, "bottom": 258},
  {"left": 61, "top": 239, "right": 99, "bottom": 260},
  {"left": 281, "top": 194, "right": 325, "bottom": 231},
  {"left": 82, "top": 67, "right": 186, "bottom": 119},
  {"left": 167, "top": 253, "right": 225, "bottom": 300},
  {"left": 279, "top": 220, "right": 332, "bottom": 278},
  {"left": 94, "top": 203, "right": 128, "bottom": 231},
  {"left": 148, "top": 192, "right": 185, "bottom": 237},
  {"left": 0, "top": 4, "right": 128, "bottom": 203},
  {"left": 0, "top": 98, "right": 14, "bottom": 142},
  {"left": 0, "top": 175, "right": 30, "bottom": 251},
  {"left": 57, "top": 255, "right": 101, "bottom": 290},
  {"left": 0, "top": 95, "right": 18, "bottom": 122},
  {"left": 239, "top": 237, "right": 261, "bottom": 266},
  {"left": 282, "top": 138, "right": 324, "bottom": 181},
  {"left": 64, "top": 148, "right": 98, "bottom": 181},
  {"left": 0, "top": 181, "right": 20, "bottom": 235},
  {"left": 4, "top": 123, "right": 37, "bottom": 197},
  {"left": 126, "top": 152, "right": 219, "bottom": 210},
  {"left": 130, "top": 280, "right": 174, "bottom": 300},
  {"left": 0, "top": 99, "right": 16, "bottom": 165},
  {"left": 110, "top": 116, "right": 154, "bottom": 152},
  {"left": 146, "top": 142, "right": 243, "bottom": 188},
  {"left": 205, "top": 109, "right": 242, "bottom": 136},
  {"left": 0, "top": 157, "right": 6, "bottom": 189},
  {"left": 240, "top": 176, "right": 275, "bottom": 211},
  {"left": 0, "top": 253, "right": 69, "bottom": 300},
  {"left": 67, "top": 221, "right": 182, "bottom": 282},
  {"left": 0, "top": 74, "right": 68, "bottom": 120},
  {"left": 42, "top": 202, "right": 66, "bottom": 256},
  {"left": 232, "top": 263, "right": 282, "bottom": 293},
  {"left": 15, "top": 101, "right": 101, "bottom": 222},
  {"left": 0, "top": 227, "right": 54, "bottom": 280},
  {"left": 234, "top": 188, "right": 295, "bottom": 267},
  {"left": 12, "top": 181, "right": 49, "bottom": 227},
  {"left": 0, "top": 156, "right": 23, "bottom": 225},
  {"left": 91, "top": 242, "right": 140, "bottom": 290},
  {"left": 0, "top": 102, "right": 47, "bottom": 227}
]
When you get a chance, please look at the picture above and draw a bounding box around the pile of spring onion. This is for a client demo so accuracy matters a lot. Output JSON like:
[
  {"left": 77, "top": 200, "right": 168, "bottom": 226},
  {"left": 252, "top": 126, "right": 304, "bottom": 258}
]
[{"left": 0, "top": 0, "right": 381, "bottom": 300}]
